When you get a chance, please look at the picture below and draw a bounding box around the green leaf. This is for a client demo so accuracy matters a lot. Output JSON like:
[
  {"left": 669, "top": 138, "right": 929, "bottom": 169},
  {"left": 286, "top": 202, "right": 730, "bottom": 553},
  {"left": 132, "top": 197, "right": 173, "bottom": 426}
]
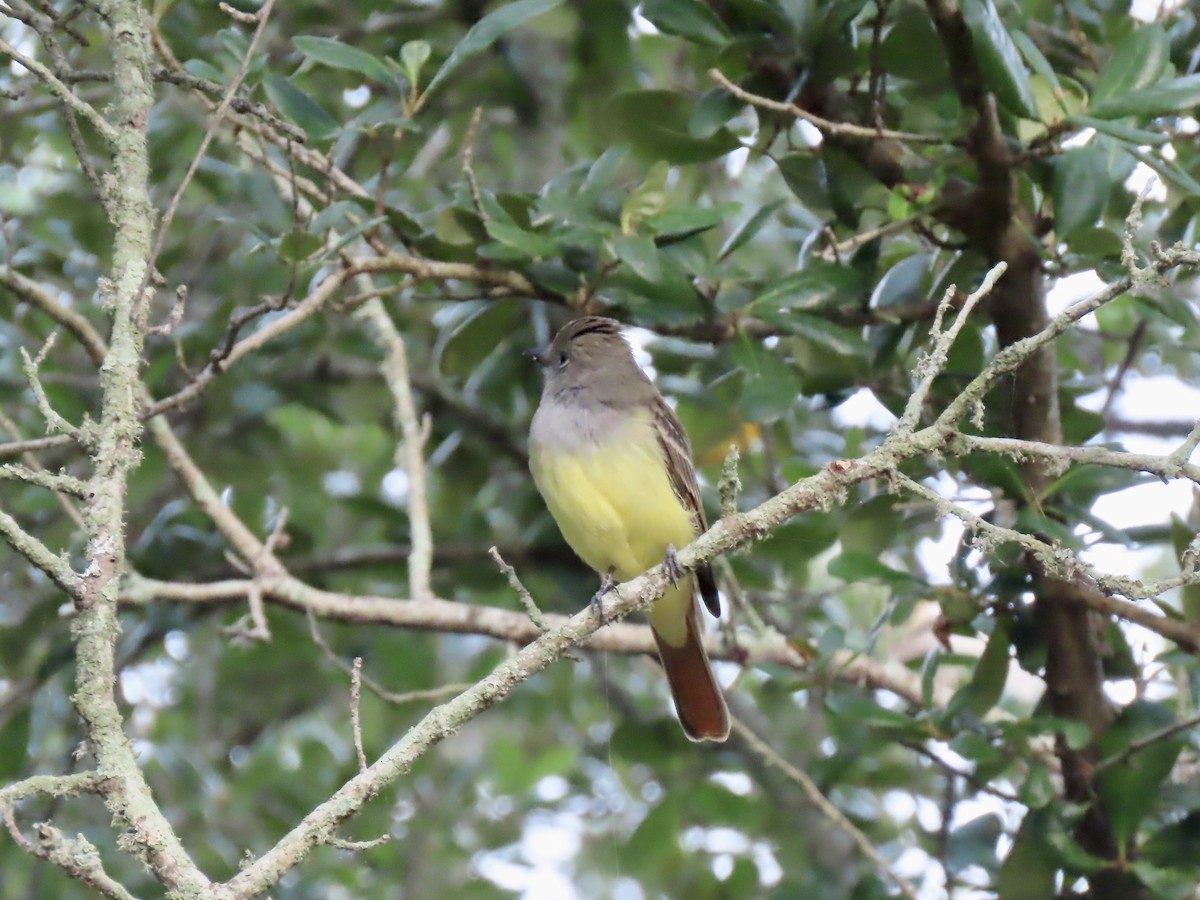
[
  {"left": 878, "top": 10, "right": 948, "bottom": 85},
  {"left": 640, "top": 0, "right": 730, "bottom": 45},
  {"left": 1170, "top": 516, "right": 1200, "bottom": 621},
  {"left": 946, "top": 813, "right": 1002, "bottom": 874},
  {"left": 183, "top": 57, "right": 225, "bottom": 82},
  {"left": 996, "top": 809, "right": 1060, "bottom": 899},
  {"left": 399, "top": 39, "right": 432, "bottom": 88},
  {"left": 1089, "top": 74, "right": 1200, "bottom": 120},
  {"left": 749, "top": 262, "right": 865, "bottom": 314},
  {"left": 293, "top": 36, "right": 395, "bottom": 84},
  {"left": 436, "top": 302, "right": 521, "bottom": 377},
  {"left": 1091, "top": 24, "right": 1169, "bottom": 106},
  {"left": 645, "top": 204, "right": 734, "bottom": 237},
  {"left": 611, "top": 234, "right": 662, "bottom": 282},
  {"left": 1097, "top": 701, "right": 1187, "bottom": 848},
  {"left": 730, "top": 338, "right": 802, "bottom": 422},
  {"left": 483, "top": 218, "right": 560, "bottom": 259},
  {"left": 0, "top": 707, "right": 30, "bottom": 778},
  {"left": 277, "top": 230, "right": 322, "bottom": 261},
  {"left": 947, "top": 619, "right": 1011, "bottom": 718},
  {"left": 1141, "top": 812, "right": 1200, "bottom": 869},
  {"left": 263, "top": 75, "right": 339, "bottom": 140},
  {"left": 825, "top": 693, "right": 919, "bottom": 732},
  {"left": 620, "top": 161, "right": 670, "bottom": 234},
  {"left": 827, "top": 551, "right": 922, "bottom": 588},
  {"left": 1128, "top": 146, "right": 1200, "bottom": 197},
  {"left": 719, "top": 200, "right": 784, "bottom": 260},
  {"left": 1011, "top": 31, "right": 1064, "bottom": 114},
  {"left": 606, "top": 90, "right": 741, "bottom": 164},
  {"left": 689, "top": 88, "right": 743, "bottom": 138},
  {"left": 777, "top": 154, "right": 831, "bottom": 215},
  {"left": 784, "top": 314, "right": 869, "bottom": 357},
  {"left": 960, "top": 0, "right": 1038, "bottom": 118},
  {"left": 1066, "top": 114, "right": 1170, "bottom": 146},
  {"left": 317, "top": 216, "right": 387, "bottom": 261},
  {"left": 422, "top": 0, "right": 564, "bottom": 105},
  {"left": 1053, "top": 144, "right": 1111, "bottom": 240}
]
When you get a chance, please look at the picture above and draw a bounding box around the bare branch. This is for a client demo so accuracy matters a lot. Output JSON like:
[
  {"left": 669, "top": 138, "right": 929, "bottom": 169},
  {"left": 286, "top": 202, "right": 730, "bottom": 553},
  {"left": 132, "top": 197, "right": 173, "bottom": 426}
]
[
  {"left": 356, "top": 300, "right": 434, "bottom": 601},
  {"left": 709, "top": 68, "right": 948, "bottom": 144},
  {"left": 135, "top": 0, "right": 279, "bottom": 323},
  {"left": 897, "top": 262, "right": 1006, "bottom": 433},
  {"left": 0, "top": 36, "right": 118, "bottom": 141},
  {"left": 731, "top": 717, "right": 919, "bottom": 900},
  {"left": 350, "top": 657, "right": 368, "bottom": 774},
  {"left": 894, "top": 473, "right": 1200, "bottom": 650},
  {"left": 0, "top": 462, "right": 89, "bottom": 498},
  {"left": 490, "top": 546, "right": 547, "bottom": 631}
]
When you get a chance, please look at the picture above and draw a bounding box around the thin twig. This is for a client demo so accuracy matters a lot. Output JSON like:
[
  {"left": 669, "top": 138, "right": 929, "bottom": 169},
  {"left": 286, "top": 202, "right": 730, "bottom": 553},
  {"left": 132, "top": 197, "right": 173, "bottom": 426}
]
[
  {"left": 1093, "top": 709, "right": 1200, "bottom": 775},
  {"left": 731, "top": 717, "right": 919, "bottom": 900},
  {"left": 350, "top": 657, "right": 368, "bottom": 773},
  {"left": 356, "top": 300, "right": 434, "bottom": 601},
  {"left": 490, "top": 546, "right": 547, "bottom": 630},
  {"left": 710, "top": 68, "right": 947, "bottom": 144},
  {"left": 0, "top": 410, "right": 86, "bottom": 528},
  {"left": 0, "top": 462, "right": 89, "bottom": 498},
  {"left": 896, "top": 262, "right": 1007, "bottom": 433},
  {"left": 134, "top": 0, "right": 279, "bottom": 324},
  {"left": 303, "top": 607, "right": 472, "bottom": 706},
  {"left": 20, "top": 334, "right": 84, "bottom": 440},
  {"left": 325, "top": 834, "right": 391, "bottom": 852},
  {"left": 462, "top": 106, "right": 485, "bottom": 219},
  {"left": 719, "top": 444, "right": 742, "bottom": 519},
  {"left": 0, "top": 36, "right": 118, "bottom": 141},
  {"left": 894, "top": 473, "right": 1200, "bottom": 650}
]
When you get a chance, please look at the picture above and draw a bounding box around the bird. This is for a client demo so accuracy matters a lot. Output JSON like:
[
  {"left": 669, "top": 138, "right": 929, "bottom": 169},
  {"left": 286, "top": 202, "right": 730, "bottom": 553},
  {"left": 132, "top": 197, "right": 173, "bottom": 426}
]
[{"left": 527, "top": 316, "right": 729, "bottom": 742}]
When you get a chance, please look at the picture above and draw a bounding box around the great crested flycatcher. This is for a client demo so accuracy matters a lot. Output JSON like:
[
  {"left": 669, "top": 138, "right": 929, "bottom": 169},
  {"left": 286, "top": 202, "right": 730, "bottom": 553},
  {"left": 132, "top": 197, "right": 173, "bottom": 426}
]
[{"left": 528, "top": 316, "right": 730, "bottom": 742}]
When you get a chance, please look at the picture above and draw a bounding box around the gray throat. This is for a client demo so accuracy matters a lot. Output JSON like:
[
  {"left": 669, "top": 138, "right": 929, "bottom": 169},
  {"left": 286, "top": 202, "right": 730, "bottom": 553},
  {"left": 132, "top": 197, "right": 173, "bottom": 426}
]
[{"left": 530, "top": 394, "right": 634, "bottom": 455}]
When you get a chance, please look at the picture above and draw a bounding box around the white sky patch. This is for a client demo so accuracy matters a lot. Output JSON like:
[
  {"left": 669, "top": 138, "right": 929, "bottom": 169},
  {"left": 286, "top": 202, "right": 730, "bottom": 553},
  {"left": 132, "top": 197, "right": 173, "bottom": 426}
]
[
  {"left": 1060, "top": 127, "right": 1095, "bottom": 149},
  {"left": 752, "top": 842, "right": 783, "bottom": 886},
  {"left": 1045, "top": 269, "right": 1104, "bottom": 321},
  {"left": 322, "top": 469, "right": 361, "bottom": 498},
  {"left": 1090, "top": 480, "right": 1196, "bottom": 530},
  {"left": 724, "top": 145, "right": 750, "bottom": 178},
  {"left": 1130, "top": 0, "right": 1187, "bottom": 20},
  {"left": 709, "top": 771, "right": 753, "bottom": 795},
  {"left": 381, "top": 467, "right": 410, "bottom": 505},
  {"left": 535, "top": 775, "right": 570, "bottom": 803},
  {"left": 1125, "top": 162, "right": 1167, "bottom": 202},
  {"left": 831, "top": 387, "right": 897, "bottom": 431},
  {"left": 1081, "top": 374, "right": 1200, "bottom": 455},
  {"left": 342, "top": 85, "right": 371, "bottom": 108},
  {"left": 521, "top": 816, "right": 581, "bottom": 865},
  {"left": 882, "top": 789, "right": 917, "bottom": 823},
  {"left": 613, "top": 877, "right": 645, "bottom": 900},
  {"left": 795, "top": 119, "right": 823, "bottom": 148},
  {"left": 623, "top": 326, "right": 658, "bottom": 380},
  {"left": 630, "top": 6, "right": 659, "bottom": 35}
]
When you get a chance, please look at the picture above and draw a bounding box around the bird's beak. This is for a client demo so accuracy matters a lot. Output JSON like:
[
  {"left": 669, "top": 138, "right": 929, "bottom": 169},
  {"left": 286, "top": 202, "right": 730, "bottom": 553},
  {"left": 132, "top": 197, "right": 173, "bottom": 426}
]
[{"left": 526, "top": 348, "right": 548, "bottom": 366}]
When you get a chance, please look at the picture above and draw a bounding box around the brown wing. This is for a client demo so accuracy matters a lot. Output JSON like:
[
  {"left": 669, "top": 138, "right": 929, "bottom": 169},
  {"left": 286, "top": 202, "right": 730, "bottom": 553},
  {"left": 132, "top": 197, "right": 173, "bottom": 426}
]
[{"left": 651, "top": 395, "right": 721, "bottom": 618}]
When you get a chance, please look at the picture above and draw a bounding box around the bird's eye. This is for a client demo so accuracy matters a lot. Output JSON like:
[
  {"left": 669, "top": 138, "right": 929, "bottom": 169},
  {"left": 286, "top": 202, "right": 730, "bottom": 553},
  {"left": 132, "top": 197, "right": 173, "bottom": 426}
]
[{"left": 557, "top": 351, "right": 569, "bottom": 369}]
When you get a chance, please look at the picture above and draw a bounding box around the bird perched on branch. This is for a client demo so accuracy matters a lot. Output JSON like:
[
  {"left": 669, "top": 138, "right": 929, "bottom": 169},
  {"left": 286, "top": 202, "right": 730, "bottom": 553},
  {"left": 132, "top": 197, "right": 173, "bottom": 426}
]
[{"left": 528, "top": 316, "right": 729, "bottom": 742}]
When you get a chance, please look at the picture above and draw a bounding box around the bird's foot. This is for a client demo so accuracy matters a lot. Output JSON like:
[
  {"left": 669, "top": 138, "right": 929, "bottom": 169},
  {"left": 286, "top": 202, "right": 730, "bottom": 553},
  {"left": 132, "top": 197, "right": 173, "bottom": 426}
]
[
  {"left": 663, "top": 544, "right": 686, "bottom": 588},
  {"left": 591, "top": 572, "right": 617, "bottom": 625}
]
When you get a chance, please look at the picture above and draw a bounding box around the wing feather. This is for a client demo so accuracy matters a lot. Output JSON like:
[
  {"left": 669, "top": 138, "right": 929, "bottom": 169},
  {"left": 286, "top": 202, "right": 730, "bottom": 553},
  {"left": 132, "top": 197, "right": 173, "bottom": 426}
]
[{"left": 650, "top": 396, "right": 721, "bottom": 618}]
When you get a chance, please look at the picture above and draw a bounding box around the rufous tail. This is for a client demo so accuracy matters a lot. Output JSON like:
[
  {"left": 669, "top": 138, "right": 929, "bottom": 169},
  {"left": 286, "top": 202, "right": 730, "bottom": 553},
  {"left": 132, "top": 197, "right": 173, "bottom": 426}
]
[{"left": 652, "top": 600, "right": 730, "bottom": 742}]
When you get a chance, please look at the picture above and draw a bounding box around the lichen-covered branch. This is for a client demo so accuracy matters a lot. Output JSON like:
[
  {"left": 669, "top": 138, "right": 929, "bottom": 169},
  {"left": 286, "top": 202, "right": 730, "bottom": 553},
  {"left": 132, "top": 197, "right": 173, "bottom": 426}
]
[{"left": 56, "top": 0, "right": 212, "bottom": 894}]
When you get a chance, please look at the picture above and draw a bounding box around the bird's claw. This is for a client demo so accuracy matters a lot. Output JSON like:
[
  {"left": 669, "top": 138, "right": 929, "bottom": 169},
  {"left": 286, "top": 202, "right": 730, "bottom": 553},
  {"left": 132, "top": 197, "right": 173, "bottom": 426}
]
[
  {"left": 591, "top": 572, "right": 616, "bottom": 625},
  {"left": 663, "top": 544, "right": 685, "bottom": 588}
]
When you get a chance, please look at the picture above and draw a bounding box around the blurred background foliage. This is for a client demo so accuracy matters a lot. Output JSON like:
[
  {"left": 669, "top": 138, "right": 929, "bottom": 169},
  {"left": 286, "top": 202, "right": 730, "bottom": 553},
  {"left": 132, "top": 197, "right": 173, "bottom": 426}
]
[{"left": 3, "top": 0, "right": 1200, "bottom": 897}]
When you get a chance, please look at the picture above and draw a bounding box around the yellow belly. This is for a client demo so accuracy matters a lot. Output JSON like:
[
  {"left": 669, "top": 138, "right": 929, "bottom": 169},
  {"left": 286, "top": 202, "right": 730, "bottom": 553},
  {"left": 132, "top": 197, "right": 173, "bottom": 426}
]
[{"left": 530, "top": 416, "right": 697, "bottom": 645}]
